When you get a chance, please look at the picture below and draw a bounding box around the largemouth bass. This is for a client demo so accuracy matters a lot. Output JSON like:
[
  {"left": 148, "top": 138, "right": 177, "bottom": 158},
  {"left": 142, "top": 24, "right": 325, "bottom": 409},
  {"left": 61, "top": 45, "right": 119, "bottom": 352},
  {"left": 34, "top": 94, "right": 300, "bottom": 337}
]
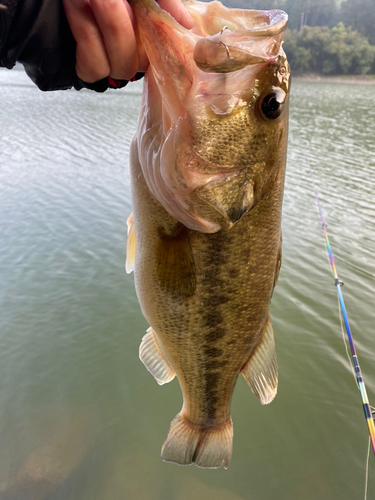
[{"left": 126, "top": 0, "right": 290, "bottom": 469}]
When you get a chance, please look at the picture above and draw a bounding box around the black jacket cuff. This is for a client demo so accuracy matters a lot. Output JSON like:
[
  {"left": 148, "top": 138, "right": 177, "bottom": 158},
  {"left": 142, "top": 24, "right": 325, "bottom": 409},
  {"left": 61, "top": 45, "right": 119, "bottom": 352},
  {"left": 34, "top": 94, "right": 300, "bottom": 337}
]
[{"left": 0, "top": 0, "right": 142, "bottom": 92}]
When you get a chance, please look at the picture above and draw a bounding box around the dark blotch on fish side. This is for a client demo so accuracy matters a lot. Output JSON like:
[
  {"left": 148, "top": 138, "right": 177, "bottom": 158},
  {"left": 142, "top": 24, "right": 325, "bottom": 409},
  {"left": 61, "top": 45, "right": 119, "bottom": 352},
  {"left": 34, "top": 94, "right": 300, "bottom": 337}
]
[
  {"left": 204, "top": 372, "right": 221, "bottom": 420},
  {"left": 204, "top": 372, "right": 220, "bottom": 391},
  {"left": 206, "top": 359, "right": 227, "bottom": 370},
  {"left": 228, "top": 267, "right": 239, "bottom": 279},
  {"left": 202, "top": 308, "right": 223, "bottom": 329},
  {"left": 199, "top": 231, "right": 232, "bottom": 420},
  {"left": 205, "top": 326, "right": 227, "bottom": 342},
  {"left": 203, "top": 347, "right": 224, "bottom": 358}
]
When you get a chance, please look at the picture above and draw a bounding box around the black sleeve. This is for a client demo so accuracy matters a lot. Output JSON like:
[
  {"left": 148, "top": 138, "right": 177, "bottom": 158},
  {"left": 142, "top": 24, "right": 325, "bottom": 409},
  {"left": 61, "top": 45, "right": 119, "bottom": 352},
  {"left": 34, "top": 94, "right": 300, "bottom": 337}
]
[{"left": 0, "top": 0, "right": 143, "bottom": 92}]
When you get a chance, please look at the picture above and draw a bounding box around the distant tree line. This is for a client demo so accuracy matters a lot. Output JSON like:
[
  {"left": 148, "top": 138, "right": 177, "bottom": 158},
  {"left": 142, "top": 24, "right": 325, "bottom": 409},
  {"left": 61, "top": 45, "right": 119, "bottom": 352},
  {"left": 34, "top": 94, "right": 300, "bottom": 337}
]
[
  {"left": 220, "top": 0, "right": 375, "bottom": 75},
  {"left": 284, "top": 23, "right": 375, "bottom": 75}
]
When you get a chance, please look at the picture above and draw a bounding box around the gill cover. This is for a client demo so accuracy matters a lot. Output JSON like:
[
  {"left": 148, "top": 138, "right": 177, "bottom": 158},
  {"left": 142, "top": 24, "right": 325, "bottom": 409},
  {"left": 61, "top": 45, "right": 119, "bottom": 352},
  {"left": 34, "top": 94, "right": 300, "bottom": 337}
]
[{"left": 131, "top": 0, "right": 289, "bottom": 232}]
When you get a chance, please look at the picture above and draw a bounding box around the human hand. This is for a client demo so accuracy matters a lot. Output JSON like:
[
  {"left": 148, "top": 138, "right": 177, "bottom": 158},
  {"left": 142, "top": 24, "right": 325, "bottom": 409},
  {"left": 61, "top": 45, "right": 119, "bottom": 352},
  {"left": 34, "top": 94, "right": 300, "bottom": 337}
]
[{"left": 63, "top": 0, "right": 193, "bottom": 83}]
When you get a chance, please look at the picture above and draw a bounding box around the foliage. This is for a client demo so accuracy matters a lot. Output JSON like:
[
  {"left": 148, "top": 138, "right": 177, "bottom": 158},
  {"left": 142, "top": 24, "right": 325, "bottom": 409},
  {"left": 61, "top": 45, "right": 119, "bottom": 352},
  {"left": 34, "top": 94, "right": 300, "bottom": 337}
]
[
  {"left": 340, "top": 0, "right": 375, "bottom": 45},
  {"left": 284, "top": 0, "right": 338, "bottom": 30},
  {"left": 283, "top": 23, "right": 375, "bottom": 75},
  {"left": 223, "top": 0, "right": 286, "bottom": 9},
  {"left": 220, "top": 0, "right": 375, "bottom": 75}
]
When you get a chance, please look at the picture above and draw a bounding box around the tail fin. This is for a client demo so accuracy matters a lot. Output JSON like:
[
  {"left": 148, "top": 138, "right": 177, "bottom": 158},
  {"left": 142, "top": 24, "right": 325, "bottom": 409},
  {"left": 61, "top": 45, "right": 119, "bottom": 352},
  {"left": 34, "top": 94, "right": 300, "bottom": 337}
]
[{"left": 161, "top": 413, "right": 233, "bottom": 469}]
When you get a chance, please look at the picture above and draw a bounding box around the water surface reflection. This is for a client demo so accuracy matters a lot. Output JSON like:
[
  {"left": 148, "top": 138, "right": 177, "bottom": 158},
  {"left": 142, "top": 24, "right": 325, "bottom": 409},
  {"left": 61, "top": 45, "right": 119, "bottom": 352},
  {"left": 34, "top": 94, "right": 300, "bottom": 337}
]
[{"left": 0, "top": 68, "right": 374, "bottom": 499}]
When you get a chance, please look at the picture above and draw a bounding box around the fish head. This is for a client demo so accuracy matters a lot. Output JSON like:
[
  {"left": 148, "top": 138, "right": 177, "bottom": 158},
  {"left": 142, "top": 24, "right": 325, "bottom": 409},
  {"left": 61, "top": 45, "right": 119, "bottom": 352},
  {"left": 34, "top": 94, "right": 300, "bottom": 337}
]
[{"left": 131, "top": 0, "right": 290, "bottom": 232}]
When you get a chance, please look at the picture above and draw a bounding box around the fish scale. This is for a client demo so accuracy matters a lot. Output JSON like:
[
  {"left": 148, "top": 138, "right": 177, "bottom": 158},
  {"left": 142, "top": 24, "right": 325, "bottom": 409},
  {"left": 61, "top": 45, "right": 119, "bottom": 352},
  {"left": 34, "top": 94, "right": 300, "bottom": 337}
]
[
  {"left": 192, "top": 107, "right": 268, "bottom": 167},
  {"left": 126, "top": 0, "right": 290, "bottom": 468}
]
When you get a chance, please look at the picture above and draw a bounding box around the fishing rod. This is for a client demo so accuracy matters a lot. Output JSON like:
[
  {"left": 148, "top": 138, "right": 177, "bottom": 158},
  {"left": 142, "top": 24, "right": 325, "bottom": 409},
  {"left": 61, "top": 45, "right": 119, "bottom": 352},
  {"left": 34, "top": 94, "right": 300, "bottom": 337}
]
[{"left": 309, "top": 166, "right": 375, "bottom": 458}]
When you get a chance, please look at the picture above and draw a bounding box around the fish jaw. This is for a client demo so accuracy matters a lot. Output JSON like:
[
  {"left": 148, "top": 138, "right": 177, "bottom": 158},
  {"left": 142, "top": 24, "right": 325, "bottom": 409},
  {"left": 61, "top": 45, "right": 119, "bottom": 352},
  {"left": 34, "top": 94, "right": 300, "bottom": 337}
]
[{"left": 131, "top": 0, "right": 290, "bottom": 232}]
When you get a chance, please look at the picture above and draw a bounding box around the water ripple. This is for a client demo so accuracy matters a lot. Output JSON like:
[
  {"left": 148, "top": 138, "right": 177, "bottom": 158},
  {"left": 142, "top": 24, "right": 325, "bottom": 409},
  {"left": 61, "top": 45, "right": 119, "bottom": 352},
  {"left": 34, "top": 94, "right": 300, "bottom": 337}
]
[{"left": 1, "top": 69, "right": 375, "bottom": 500}]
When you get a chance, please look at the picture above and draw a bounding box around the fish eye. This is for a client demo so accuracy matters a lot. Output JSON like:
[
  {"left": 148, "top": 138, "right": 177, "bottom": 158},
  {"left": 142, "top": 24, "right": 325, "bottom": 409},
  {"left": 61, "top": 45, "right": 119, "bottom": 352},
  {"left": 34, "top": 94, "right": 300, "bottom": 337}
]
[{"left": 258, "top": 88, "right": 286, "bottom": 121}]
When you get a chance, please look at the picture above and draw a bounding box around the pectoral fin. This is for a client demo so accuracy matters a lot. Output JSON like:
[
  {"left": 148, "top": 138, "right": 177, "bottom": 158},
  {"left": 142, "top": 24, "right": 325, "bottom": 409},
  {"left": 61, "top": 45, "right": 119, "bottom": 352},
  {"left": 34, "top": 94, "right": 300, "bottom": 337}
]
[
  {"left": 157, "top": 223, "right": 196, "bottom": 299},
  {"left": 125, "top": 212, "right": 136, "bottom": 274},
  {"left": 139, "top": 327, "right": 175, "bottom": 385},
  {"left": 241, "top": 316, "right": 278, "bottom": 405}
]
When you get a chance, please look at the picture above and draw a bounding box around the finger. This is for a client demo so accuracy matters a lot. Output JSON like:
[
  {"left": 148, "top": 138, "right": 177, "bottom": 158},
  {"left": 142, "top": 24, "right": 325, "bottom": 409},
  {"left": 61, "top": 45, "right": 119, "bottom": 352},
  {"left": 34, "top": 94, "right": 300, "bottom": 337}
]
[
  {"left": 90, "top": 0, "right": 138, "bottom": 80},
  {"left": 158, "top": 0, "right": 194, "bottom": 29},
  {"left": 63, "top": 0, "right": 111, "bottom": 83}
]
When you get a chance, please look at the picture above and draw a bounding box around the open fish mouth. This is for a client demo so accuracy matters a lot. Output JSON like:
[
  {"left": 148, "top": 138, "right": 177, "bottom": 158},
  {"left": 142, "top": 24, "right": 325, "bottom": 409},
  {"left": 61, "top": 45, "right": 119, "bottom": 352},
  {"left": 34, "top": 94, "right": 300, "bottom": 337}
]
[{"left": 130, "top": 0, "right": 290, "bottom": 233}]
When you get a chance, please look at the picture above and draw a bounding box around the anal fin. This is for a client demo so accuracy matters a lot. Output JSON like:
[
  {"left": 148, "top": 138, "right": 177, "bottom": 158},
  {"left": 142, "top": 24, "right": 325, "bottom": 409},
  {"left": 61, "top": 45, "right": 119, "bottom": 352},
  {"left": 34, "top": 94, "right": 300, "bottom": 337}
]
[
  {"left": 241, "top": 316, "right": 278, "bottom": 405},
  {"left": 139, "top": 327, "right": 175, "bottom": 385},
  {"left": 125, "top": 212, "right": 136, "bottom": 274}
]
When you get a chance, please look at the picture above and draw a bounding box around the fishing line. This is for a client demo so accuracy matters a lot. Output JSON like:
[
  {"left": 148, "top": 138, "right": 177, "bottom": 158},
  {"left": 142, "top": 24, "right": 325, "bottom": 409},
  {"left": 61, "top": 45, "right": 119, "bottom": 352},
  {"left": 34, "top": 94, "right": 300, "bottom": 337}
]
[
  {"left": 309, "top": 166, "right": 375, "bottom": 460},
  {"left": 337, "top": 293, "right": 357, "bottom": 384},
  {"left": 336, "top": 291, "right": 370, "bottom": 500}
]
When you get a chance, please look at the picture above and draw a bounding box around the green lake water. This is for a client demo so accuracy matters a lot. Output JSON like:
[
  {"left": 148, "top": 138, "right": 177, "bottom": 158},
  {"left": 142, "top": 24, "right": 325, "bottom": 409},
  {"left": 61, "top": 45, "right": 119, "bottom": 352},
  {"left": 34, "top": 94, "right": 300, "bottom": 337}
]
[{"left": 0, "top": 67, "right": 375, "bottom": 500}]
